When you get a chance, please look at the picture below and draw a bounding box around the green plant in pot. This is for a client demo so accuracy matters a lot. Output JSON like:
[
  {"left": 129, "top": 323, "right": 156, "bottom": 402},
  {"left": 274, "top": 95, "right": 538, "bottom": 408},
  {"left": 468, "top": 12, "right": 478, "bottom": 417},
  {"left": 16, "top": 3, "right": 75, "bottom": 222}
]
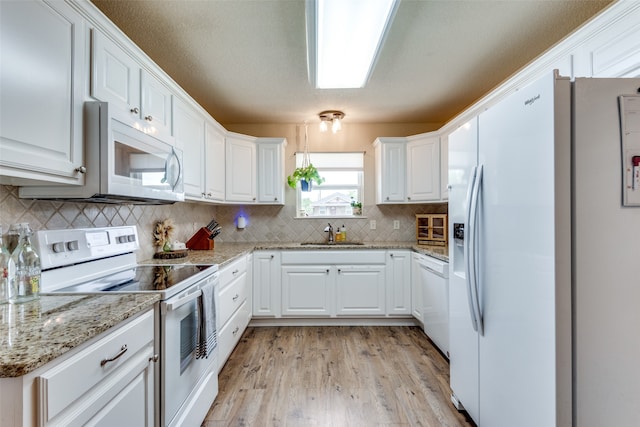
[
  {"left": 350, "top": 197, "right": 362, "bottom": 215},
  {"left": 287, "top": 163, "right": 324, "bottom": 191}
]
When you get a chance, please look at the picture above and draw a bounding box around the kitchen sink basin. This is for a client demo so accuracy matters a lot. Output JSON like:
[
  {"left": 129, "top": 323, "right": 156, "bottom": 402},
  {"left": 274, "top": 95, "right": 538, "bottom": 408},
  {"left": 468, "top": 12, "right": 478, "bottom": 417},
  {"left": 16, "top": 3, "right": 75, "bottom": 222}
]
[{"left": 300, "top": 242, "right": 365, "bottom": 246}]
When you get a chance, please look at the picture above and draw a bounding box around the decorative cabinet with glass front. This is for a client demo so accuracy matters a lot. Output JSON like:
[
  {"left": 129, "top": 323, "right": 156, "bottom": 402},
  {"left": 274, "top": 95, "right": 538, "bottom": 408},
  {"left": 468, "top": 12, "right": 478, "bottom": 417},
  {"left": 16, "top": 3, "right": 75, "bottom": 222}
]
[{"left": 416, "top": 214, "right": 448, "bottom": 246}]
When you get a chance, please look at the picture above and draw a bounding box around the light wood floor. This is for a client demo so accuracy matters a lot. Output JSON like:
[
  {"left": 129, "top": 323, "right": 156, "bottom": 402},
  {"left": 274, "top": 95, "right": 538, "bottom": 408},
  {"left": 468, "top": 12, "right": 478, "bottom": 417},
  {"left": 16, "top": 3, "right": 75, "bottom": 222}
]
[{"left": 202, "top": 326, "right": 476, "bottom": 427}]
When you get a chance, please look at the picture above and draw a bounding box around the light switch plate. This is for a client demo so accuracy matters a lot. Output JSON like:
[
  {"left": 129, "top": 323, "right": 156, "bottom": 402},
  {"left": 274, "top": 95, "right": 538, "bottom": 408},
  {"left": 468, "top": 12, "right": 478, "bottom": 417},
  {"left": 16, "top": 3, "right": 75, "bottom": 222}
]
[
  {"left": 393, "top": 220, "right": 400, "bottom": 229},
  {"left": 370, "top": 220, "right": 376, "bottom": 230}
]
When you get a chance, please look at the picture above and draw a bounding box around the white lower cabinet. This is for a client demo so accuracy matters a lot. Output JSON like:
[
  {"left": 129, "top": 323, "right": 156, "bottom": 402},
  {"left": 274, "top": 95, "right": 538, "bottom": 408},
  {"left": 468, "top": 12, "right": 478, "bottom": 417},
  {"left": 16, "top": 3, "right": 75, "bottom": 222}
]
[
  {"left": 252, "top": 251, "right": 281, "bottom": 317},
  {"left": 386, "top": 250, "right": 412, "bottom": 315},
  {"left": 0, "top": 309, "right": 156, "bottom": 427},
  {"left": 217, "top": 255, "right": 251, "bottom": 371},
  {"left": 335, "top": 265, "right": 386, "bottom": 316},
  {"left": 281, "top": 265, "right": 332, "bottom": 316}
]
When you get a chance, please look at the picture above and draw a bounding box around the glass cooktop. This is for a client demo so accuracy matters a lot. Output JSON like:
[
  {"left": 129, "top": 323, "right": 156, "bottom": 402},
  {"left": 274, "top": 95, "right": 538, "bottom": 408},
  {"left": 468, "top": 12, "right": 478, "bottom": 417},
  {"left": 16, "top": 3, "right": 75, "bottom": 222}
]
[{"left": 54, "top": 264, "right": 215, "bottom": 294}]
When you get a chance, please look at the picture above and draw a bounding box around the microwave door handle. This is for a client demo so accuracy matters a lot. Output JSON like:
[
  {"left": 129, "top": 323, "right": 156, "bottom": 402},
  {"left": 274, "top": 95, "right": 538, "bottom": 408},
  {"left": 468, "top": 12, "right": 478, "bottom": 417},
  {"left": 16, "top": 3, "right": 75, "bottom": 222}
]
[{"left": 170, "top": 147, "right": 182, "bottom": 190}]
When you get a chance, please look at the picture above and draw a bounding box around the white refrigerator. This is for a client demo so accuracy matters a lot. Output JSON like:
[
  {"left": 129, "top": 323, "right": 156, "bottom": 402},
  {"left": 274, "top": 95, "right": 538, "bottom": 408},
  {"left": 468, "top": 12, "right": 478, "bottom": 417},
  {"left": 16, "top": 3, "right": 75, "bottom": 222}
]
[{"left": 448, "top": 71, "right": 640, "bottom": 427}]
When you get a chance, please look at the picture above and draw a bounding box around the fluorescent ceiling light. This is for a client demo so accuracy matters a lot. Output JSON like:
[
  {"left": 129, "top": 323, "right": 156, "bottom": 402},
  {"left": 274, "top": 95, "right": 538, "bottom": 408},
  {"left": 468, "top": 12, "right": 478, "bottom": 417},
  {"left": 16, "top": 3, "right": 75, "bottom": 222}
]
[{"left": 307, "top": 0, "right": 398, "bottom": 89}]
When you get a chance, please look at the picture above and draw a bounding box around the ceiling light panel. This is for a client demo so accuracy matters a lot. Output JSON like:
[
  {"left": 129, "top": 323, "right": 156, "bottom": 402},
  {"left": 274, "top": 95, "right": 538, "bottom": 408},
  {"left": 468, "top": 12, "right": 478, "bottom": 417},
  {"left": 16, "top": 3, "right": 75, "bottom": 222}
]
[{"left": 314, "top": 0, "right": 398, "bottom": 89}]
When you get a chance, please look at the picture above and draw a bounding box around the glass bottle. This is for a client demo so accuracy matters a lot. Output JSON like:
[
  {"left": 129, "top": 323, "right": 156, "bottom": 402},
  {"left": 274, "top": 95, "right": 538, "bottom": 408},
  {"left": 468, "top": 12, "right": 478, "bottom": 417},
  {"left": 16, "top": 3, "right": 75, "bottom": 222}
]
[
  {"left": 10, "top": 223, "right": 41, "bottom": 303},
  {"left": 0, "top": 226, "right": 11, "bottom": 304},
  {"left": 6, "top": 223, "right": 21, "bottom": 254}
]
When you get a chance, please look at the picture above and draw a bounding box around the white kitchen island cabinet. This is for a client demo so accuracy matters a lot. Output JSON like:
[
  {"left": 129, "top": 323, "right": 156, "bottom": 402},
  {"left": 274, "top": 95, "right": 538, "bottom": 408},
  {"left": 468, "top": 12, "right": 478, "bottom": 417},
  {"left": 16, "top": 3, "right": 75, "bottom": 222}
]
[
  {"left": 0, "top": 0, "right": 86, "bottom": 186},
  {"left": 0, "top": 309, "right": 156, "bottom": 427},
  {"left": 92, "top": 30, "right": 173, "bottom": 141}
]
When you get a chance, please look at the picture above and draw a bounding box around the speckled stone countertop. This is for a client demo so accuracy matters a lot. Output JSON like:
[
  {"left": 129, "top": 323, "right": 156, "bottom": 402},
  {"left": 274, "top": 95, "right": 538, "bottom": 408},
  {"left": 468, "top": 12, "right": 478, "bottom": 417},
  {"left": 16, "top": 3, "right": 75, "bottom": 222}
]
[
  {"left": 142, "top": 242, "right": 449, "bottom": 266},
  {"left": 0, "top": 293, "right": 159, "bottom": 378}
]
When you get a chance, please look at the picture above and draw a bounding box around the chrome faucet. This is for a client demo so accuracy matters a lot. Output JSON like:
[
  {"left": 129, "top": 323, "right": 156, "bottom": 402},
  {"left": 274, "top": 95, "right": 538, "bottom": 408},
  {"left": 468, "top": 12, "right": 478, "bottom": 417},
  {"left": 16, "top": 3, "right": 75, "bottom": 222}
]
[{"left": 324, "top": 223, "right": 334, "bottom": 244}]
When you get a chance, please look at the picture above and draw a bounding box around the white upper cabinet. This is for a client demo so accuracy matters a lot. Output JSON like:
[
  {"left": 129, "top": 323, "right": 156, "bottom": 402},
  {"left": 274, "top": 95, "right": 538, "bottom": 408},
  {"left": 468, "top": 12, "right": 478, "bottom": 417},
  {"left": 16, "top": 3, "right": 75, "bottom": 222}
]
[
  {"left": 256, "top": 138, "right": 286, "bottom": 205},
  {"left": 374, "top": 138, "right": 407, "bottom": 203},
  {"left": 0, "top": 0, "right": 86, "bottom": 185},
  {"left": 225, "top": 132, "right": 257, "bottom": 203},
  {"left": 173, "top": 98, "right": 205, "bottom": 199},
  {"left": 406, "top": 134, "right": 440, "bottom": 202},
  {"left": 374, "top": 135, "right": 443, "bottom": 204},
  {"left": 91, "top": 30, "right": 172, "bottom": 140},
  {"left": 204, "top": 119, "right": 226, "bottom": 202},
  {"left": 440, "top": 136, "right": 449, "bottom": 200}
]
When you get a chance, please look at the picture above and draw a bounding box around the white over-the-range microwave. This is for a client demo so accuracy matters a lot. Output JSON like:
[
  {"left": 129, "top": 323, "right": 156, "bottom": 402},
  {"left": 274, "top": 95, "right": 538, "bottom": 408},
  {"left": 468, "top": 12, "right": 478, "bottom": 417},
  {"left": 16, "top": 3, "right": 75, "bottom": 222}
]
[{"left": 20, "top": 101, "right": 185, "bottom": 204}]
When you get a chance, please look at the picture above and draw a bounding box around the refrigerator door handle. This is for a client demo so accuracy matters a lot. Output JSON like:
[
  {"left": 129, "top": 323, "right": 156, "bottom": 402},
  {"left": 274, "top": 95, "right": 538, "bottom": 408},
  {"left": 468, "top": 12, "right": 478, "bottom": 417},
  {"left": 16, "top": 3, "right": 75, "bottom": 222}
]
[
  {"left": 464, "top": 165, "right": 479, "bottom": 332},
  {"left": 469, "top": 164, "right": 484, "bottom": 335}
]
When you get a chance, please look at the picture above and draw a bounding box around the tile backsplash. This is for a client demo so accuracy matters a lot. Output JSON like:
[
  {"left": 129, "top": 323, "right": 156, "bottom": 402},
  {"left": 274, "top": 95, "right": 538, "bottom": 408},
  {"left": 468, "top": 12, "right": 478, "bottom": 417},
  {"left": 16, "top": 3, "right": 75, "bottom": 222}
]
[{"left": 1, "top": 185, "right": 447, "bottom": 261}]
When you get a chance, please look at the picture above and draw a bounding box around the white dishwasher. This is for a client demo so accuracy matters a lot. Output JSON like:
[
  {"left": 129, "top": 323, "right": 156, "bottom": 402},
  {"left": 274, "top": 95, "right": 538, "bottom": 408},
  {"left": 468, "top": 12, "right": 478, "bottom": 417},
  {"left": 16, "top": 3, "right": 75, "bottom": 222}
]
[{"left": 415, "top": 253, "right": 449, "bottom": 356}]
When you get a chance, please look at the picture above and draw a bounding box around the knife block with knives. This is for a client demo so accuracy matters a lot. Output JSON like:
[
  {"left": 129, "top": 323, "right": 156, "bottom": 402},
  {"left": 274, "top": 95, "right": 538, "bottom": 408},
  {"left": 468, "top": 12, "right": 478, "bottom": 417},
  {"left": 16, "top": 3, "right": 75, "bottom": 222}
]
[{"left": 186, "top": 219, "right": 221, "bottom": 250}]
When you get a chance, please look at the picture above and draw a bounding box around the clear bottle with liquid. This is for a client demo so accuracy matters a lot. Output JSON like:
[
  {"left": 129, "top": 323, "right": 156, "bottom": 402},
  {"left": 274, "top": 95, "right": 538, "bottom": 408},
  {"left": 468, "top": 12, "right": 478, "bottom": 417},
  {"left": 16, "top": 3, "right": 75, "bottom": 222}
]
[
  {"left": 6, "top": 223, "right": 21, "bottom": 254},
  {"left": 10, "top": 223, "right": 40, "bottom": 303},
  {"left": 0, "top": 226, "right": 11, "bottom": 304}
]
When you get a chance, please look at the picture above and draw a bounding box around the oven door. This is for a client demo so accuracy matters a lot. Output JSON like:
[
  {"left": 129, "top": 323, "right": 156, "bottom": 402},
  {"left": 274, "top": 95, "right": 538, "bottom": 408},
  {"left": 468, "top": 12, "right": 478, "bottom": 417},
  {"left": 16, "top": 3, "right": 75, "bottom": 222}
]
[{"left": 160, "top": 281, "right": 216, "bottom": 425}]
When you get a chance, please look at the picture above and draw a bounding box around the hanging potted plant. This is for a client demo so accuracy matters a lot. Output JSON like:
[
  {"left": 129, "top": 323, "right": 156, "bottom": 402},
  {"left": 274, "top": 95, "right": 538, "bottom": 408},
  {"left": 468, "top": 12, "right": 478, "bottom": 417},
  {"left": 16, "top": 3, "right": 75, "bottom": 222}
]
[
  {"left": 287, "top": 122, "right": 324, "bottom": 191},
  {"left": 287, "top": 163, "right": 324, "bottom": 191}
]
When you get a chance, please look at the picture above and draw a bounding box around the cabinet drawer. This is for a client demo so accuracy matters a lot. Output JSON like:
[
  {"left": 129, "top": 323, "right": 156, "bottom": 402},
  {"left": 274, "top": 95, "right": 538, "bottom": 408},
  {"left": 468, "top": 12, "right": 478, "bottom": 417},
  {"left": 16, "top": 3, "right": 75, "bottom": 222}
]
[
  {"left": 38, "top": 310, "right": 154, "bottom": 422},
  {"left": 220, "top": 256, "right": 247, "bottom": 287},
  {"left": 217, "top": 271, "right": 248, "bottom": 328},
  {"left": 281, "top": 250, "right": 386, "bottom": 265},
  {"left": 218, "top": 300, "right": 251, "bottom": 370}
]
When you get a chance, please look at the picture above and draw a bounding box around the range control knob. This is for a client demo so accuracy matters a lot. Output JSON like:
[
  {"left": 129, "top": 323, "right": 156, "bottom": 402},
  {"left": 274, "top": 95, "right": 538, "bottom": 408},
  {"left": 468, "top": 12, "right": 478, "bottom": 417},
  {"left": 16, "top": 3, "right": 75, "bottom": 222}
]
[
  {"left": 127, "top": 234, "right": 136, "bottom": 242},
  {"left": 52, "top": 242, "right": 66, "bottom": 253},
  {"left": 117, "top": 235, "right": 128, "bottom": 244},
  {"left": 66, "top": 240, "right": 79, "bottom": 251}
]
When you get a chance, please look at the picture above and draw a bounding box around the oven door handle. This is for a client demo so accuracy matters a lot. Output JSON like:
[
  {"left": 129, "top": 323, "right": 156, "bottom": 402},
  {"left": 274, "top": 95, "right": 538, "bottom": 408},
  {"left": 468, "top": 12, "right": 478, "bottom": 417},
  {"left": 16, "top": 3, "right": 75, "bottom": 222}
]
[{"left": 163, "top": 289, "right": 202, "bottom": 312}]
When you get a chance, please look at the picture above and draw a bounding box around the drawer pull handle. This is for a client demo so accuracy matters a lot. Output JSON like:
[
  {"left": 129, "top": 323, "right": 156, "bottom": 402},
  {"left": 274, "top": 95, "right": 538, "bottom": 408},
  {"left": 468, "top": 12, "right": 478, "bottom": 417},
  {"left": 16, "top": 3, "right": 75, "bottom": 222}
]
[
  {"left": 232, "top": 326, "right": 239, "bottom": 336},
  {"left": 232, "top": 294, "right": 239, "bottom": 301},
  {"left": 149, "top": 354, "right": 159, "bottom": 363},
  {"left": 270, "top": 255, "right": 274, "bottom": 259},
  {"left": 232, "top": 269, "right": 239, "bottom": 275},
  {"left": 101, "top": 345, "right": 128, "bottom": 367}
]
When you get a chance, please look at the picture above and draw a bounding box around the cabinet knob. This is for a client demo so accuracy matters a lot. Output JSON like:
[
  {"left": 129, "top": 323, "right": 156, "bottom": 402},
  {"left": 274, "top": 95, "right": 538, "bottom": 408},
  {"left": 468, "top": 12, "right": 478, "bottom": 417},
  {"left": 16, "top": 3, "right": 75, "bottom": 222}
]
[
  {"left": 149, "top": 354, "right": 159, "bottom": 363},
  {"left": 326, "top": 269, "right": 330, "bottom": 274},
  {"left": 270, "top": 255, "right": 274, "bottom": 259},
  {"left": 232, "top": 294, "right": 239, "bottom": 301},
  {"left": 390, "top": 253, "right": 394, "bottom": 257},
  {"left": 253, "top": 197, "right": 256, "bottom": 201},
  {"left": 75, "top": 166, "right": 87, "bottom": 174},
  {"left": 232, "top": 326, "right": 240, "bottom": 336},
  {"left": 145, "top": 115, "right": 153, "bottom": 122},
  {"left": 274, "top": 197, "right": 278, "bottom": 201},
  {"left": 338, "top": 268, "right": 341, "bottom": 274},
  {"left": 130, "top": 107, "right": 139, "bottom": 114},
  {"left": 207, "top": 192, "right": 212, "bottom": 197},
  {"left": 407, "top": 197, "right": 411, "bottom": 200},
  {"left": 201, "top": 192, "right": 207, "bottom": 197},
  {"left": 386, "top": 196, "right": 390, "bottom": 201}
]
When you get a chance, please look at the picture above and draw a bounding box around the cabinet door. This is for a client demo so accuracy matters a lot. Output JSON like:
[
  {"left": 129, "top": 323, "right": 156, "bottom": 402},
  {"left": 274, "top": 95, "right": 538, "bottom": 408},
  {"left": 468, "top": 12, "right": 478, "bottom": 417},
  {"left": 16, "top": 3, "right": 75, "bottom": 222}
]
[
  {"left": 257, "top": 139, "right": 285, "bottom": 204},
  {"left": 378, "top": 141, "right": 406, "bottom": 203},
  {"left": 91, "top": 29, "right": 140, "bottom": 117},
  {"left": 411, "top": 253, "right": 424, "bottom": 323},
  {"left": 253, "top": 252, "right": 281, "bottom": 317},
  {"left": 386, "top": 251, "right": 412, "bottom": 315},
  {"left": 406, "top": 136, "right": 440, "bottom": 202},
  {"left": 281, "top": 265, "right": 332, "bottom": 316},
  {"left": 205, "top": 120, "right": 226, "bottom": 201},
  {"left": 140, "top": 69, "right": 172, "bottom": 138},
  {"left": 335, "top": 265, "right": 386, "bottom": 316},
  {"left": 173, "top": 99, "right": 205, "bottom": 198},
  {"left": 225, "top": 134, "right": 257, "bottom": 202},
  {"left": 440, "top": 136, "right": 449, "bottom": 200},
  {"left": 0, "top": 0, "right": 85, "bottom": 184}
]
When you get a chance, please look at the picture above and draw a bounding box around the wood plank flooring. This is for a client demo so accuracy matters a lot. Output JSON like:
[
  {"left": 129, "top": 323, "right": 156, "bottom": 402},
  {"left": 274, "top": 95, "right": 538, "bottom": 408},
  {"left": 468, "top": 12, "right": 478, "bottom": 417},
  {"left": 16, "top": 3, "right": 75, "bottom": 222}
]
[{"left": 202, "top": 326, "right": 476, "bottom": 427}]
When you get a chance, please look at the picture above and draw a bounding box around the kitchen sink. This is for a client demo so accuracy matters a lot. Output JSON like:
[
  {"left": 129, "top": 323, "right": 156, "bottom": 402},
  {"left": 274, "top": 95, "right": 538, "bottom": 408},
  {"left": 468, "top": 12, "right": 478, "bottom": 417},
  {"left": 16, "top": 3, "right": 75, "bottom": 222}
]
[{"left": 300, "top": 242, "right": 365, "bottom": 246}]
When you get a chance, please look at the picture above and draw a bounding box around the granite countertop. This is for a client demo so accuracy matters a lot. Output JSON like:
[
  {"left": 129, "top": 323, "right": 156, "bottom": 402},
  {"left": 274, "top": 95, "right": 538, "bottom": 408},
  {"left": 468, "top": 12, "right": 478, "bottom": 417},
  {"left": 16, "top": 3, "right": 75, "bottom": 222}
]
[
  {"left": 0, "top": 293, "right": 159, "bottom": 378},
  {"left": 142, "top": 241, "right": 449, "bottom": 266}
]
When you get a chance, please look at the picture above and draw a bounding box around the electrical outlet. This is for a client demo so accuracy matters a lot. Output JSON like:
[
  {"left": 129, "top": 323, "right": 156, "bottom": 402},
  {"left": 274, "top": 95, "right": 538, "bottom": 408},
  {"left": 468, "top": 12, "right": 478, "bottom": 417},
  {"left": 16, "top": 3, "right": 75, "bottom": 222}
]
[
  {"left": 370, "top": 220, "right": 376, "bottom": 230},
  {"left": 393, "top": 220, "right": 400, "bottom": 230}
]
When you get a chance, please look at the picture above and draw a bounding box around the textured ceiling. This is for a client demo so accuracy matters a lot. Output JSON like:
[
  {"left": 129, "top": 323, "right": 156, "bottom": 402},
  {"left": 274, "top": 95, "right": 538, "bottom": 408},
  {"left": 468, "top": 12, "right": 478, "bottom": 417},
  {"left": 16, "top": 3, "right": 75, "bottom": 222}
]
[{"left": 90, "top": 0, "right": 613, "bottom": 127}]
